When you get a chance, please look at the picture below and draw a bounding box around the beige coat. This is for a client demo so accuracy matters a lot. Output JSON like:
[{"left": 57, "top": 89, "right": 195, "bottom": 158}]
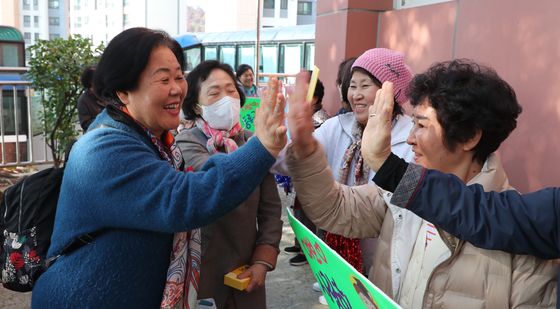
[
  {"left": 287, "top": 144, "right": 557, "bottom": 308},
  {"left": 176, "top": 128, "right": 283, "bottom": 309}
]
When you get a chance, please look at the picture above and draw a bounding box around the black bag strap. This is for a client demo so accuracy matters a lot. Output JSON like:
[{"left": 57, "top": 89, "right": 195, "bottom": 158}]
[{"left": 45, "top": 230, "right": 105, "bottom": 268}]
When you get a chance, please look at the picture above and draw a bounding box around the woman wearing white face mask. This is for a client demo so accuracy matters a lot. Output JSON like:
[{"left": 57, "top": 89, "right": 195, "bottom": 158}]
[{"left": 176, "top": 60, "right": 282, "bottom": 309}]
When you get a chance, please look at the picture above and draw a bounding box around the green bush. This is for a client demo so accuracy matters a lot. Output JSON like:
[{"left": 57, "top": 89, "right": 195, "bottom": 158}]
[{"left": 27, "top": 35, "right": 104, "bottom": 166}]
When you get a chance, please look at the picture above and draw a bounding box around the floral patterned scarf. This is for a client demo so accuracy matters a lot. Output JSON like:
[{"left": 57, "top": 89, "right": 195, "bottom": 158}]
[
  {"left": 119, "top": 106, "right": 200, "bottom": 309},
  {"left": 339, "top": 121, "right": 370, "bottom": 186},
  {"left": 195, "top": 118, "right": 242, "bottom": 154}
]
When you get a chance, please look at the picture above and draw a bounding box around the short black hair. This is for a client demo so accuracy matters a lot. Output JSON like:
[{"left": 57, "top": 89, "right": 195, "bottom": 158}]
[
  {"left": 93, "top": 27, "right": 185, "bottom": 103},
  {"left": 337, "top": 57, "right": 356, "bottom": 105},
  {"left": 312, "top": 78, "right": 325, "bottom": 113},
  {"left": 408, "top": 59, "right": 522, "bottom": 164},
  {"left": 305, "top": 69, "right": 324, "bottom": 112},
  {"left": 236, "top": 64, "right": 254, "bottom": 79},
  {"left": 352, "top": 67, "right": 403, "bottom": 118},
  {"left": 80, "top": 65, "right": 96, "bottom": 89},
  {"left": 183, "top": 60, "right": 246, "bottom": 120}
]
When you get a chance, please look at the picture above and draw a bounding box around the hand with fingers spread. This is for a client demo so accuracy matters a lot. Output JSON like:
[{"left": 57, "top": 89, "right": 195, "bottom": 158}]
[
  {"left": 254, "top": 78, "right": 287, "bottom": 157},
  {"left": 362, "top": 81, "right": 395, "bottom": 171},
  {"left": 237, "top": 263, "right": 268, "bottom": 293},
  {"left": 287, "top": 71, "right": 317, "bottom": 159}
]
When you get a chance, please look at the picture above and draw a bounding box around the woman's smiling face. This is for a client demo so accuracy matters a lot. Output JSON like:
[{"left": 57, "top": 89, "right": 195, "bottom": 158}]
[
  {"left": 118, "top": 45, "right": 187, "bottom": 137},
  {"left": 348, "top": 70, "right": 381, "bottom": 125},
  {"left": 407, "top": 100, "right": 468, "bottom": 173}
]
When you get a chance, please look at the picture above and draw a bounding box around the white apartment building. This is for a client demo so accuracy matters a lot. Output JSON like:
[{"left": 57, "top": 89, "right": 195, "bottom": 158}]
[
  {"left": 69, "top": 0, "right": 188, "bottom": 46},
  {"left": 262, "top": 0, "right": 316, "bottom": 27},
  {"left": 19, "top": 0, "right": 69, "bottom": 45},
  {"left": 203, "top": 0, "right": 316, "bottom": 32}
]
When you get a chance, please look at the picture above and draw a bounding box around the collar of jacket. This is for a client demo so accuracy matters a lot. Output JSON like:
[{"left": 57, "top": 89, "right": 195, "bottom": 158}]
[
  {"left": 436, "top": 153, "right": 511, "bottom": 252},
  {"left": 89, "top": 104, "right": 163, "bottom": 159}
]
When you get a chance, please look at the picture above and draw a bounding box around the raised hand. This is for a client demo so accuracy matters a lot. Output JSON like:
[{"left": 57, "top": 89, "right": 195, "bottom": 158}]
[
  {"left": 362, "top": 81, "right": 395, "bottom": 171},
  {"left": 254, "top": 78, "right": 287, "bottom": 157},
  {"left": 287, "top": 71, "right": 317, "bottom": 159}
]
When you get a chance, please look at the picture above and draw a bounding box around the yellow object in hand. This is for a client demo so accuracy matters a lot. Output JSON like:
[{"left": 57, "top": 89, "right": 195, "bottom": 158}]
[
  {"left": 306, "top": 65, "right": 320, "bottom": 103},
  {"left": 224, "top": 265, "right": 251, "bottom": 291}
]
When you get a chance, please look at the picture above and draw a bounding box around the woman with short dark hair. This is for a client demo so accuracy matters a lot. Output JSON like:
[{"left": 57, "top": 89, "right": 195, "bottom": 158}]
[
  {"left": 183, "top": 61, "right": 246, "bottom": 120},
  {"left": 31, "top": 27, "right": 287, "bottom": 308},
  {"left": 236, "top": 64, "right": 260, "bottom": 98},
  {"left": 286, "top": 60, "right": 557, "bottom": 307},
  {"left": 176, "top": 60, "right": 282, "bottom": 308},
  {"left": 77, "top": 65, "right": 107, "bottom": 131},
  {"left": 336, "top": 57, "right": 356, "bottom": 114}
]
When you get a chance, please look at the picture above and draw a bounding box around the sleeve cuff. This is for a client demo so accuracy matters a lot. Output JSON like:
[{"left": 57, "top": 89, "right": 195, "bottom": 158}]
[
  {"left": 252, "top": 260, "right": 274, "bottom": 271},
  {"left": 372, "top": 152, "right": 409, "bottom": 191},
  {"left": 390, "top": 163, "right": 425, "bottom": 208},
  {"left": 251, "top": 244, "right": 279, "bottom": 271}
]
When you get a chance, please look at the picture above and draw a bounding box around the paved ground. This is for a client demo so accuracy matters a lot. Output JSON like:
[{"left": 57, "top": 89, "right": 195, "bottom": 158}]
[
  {"left": 0, "top": 288, "right": 31, "bottom": 308},
  {"left": 0, "top": 187, "right": 327, "bottom": 308},
  {"left": 265, "top": 190, "right": 327, "bottom": 309}
]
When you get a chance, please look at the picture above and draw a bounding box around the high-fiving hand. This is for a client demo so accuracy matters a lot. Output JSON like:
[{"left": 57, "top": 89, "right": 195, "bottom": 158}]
[
  {"left": 254, "top": 78, "right": 287, "bottom": 157},
  {"left": 362, "top": 81, "right": 395, "bottom": 171},
  {"left": 287, "top": 71, "right": 318, "bottom": 159}
]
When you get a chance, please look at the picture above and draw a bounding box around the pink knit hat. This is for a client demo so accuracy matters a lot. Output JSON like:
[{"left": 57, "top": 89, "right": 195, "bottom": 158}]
[{"left": 351, "top": 48, "right": 413, "bottom": 105}]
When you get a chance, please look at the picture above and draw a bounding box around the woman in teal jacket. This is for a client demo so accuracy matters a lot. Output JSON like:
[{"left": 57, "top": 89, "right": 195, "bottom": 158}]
[{"left": 31, "top": 27, "right": 287, "bottom": 308}]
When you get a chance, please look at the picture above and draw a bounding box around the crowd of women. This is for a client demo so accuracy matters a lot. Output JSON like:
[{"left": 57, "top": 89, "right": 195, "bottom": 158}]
[{"left": 32, "top": 26, "right": 558, "bottom": 309}]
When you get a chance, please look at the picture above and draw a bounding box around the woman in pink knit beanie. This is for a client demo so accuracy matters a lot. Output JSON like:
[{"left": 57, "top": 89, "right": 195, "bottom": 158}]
[{"left": 316, "top": 48, "right": 415, "bottom": 280}]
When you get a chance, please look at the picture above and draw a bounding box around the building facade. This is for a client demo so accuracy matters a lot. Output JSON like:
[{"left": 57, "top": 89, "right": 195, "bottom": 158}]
[
  {"left": 68, "top": 0, "right": 188, "bottom": 46},
  {"left": 17, "top": 0, "right": 69, "bottom": 45},
  {"left": 262, "top": 0, "right": 316, "bottom": 27}
]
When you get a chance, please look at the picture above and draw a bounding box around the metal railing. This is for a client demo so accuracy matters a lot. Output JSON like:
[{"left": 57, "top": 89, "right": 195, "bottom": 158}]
[{"left": 0, "top": 68, "right": 53, "bottom": 167}]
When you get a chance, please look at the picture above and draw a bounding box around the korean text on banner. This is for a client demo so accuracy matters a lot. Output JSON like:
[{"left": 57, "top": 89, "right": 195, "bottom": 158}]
[
  {"left": 287, "top": 208, "right": 401, "bottom": 309},
  {"left": 240, "top": 97, "right": 260, "bottom": 132}
]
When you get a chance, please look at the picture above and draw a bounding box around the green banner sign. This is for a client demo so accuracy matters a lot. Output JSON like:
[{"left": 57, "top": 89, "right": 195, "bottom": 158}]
[
  {"left": 287, "top": 208, "right": 401, "bottom": 309},
  {"left": 240, "top": 97, "right": 260, "bottom": 132}
]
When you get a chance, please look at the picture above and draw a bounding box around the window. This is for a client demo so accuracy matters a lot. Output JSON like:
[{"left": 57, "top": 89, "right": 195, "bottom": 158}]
[
  {"left": 1, "top": 43, "right": 24, "bottom": 66},
  {"left": 74, "top": 0, "right": 82, "bottom": 10},
  {"left": 33, "top": 0, "right": 38, "bottom": 10},
  {"left": 237, "top": 45, "right": 255, "bottom": 70},
  {"left": 204, "top": 46, "right": 217, "bottom": 60},
  {"left": 297, "top": 1, "right": 312, "bottom": 15},
  {"left": 304, "top": 43, "right": 314, "bottom": 70},
  {"left": 24, "top": 32, "right": 31, "bottom": 44},
  {"left": 184, "top": 47, "right": 201, "bottom": 71},
  {"left": 76, "top": 17, "right": 82, "bottom": 28},
  {"left": 23, "top": 0, "right": 30, "bottom": 10},
  {"left": 279, "top": 44, "right": 303, "bottom": 73},
  {"left": 219, "top": 46, "right": 236, "bottom": 69},
  {"left": 264, "top": 0, "right": 275, "bottom": 9},
  {"left": 48, "top": 0, "right": 59, "bottom": 8},
  {"left": 34, "top": 33, "right": 40, "bottom": 41},
  {"left": 123, "top": 14, "right": 129, "bottom": 27},
  {"left": 34, "top": 16, "right": 39, "bottom": 26},
  {"left": 280, "top": 0, "right": 288, "bottom": 17},
  {"left": 49, "top": 17, "right": 60, "bottom": 26},
  {"left": 260, "top": 45, "right": 278, "bottom": 75},
  {"left": 123, "top": 0, "right": 129, "bottom": 7},
  {"left": 23, "top": 15, "right": 31, "bottom": 27},
  {"left": 49, "top": 33, "right": 60, "bottom": 40}
]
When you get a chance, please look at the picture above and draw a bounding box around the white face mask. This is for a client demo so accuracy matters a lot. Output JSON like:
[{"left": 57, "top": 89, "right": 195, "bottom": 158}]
[{"left": 201, "top": 96, "right": 241, "bottom": 130}]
